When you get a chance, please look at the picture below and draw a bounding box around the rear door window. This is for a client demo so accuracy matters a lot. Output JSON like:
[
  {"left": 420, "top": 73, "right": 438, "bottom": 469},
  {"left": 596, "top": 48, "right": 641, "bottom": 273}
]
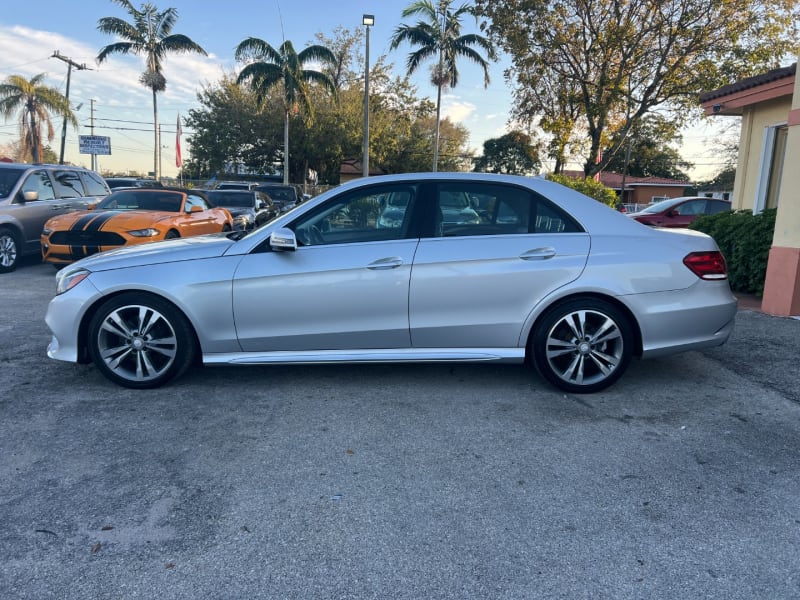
[{"left": 52, "top": 170, "right": 86, "bottom": 198}]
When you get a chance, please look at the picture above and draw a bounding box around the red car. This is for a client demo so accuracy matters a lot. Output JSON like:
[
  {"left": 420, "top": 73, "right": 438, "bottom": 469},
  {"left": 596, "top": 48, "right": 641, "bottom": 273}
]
[{"left": 629, "top": 196, "right": 731, "bottom": 227}]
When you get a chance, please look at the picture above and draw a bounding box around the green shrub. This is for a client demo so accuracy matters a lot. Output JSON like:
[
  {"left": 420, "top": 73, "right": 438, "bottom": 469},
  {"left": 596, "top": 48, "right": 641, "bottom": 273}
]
[
  {"left": 546, "top": 173, "right": 619, "bottom": 208},
  {"left": 690, "top": 208, "right": 776, "bottom": 296}
]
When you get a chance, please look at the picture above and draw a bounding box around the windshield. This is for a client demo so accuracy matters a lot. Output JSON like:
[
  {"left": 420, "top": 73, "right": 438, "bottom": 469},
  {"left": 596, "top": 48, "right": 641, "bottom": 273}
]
[
  {"left": 639, "top": 198, "right": 683, "bottom": 214},
  {"left": 0, "top": 168, "right": 25, "bottom": 199},
  {"left": 207, "top": 192, "right": 253, "bottom": 208},
  {"left": 97, "top": 190, "right": 183, "bottom": 212}
]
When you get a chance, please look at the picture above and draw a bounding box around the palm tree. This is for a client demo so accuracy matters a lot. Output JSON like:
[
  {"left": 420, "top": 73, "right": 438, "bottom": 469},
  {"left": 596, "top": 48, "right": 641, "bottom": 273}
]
[
  {"left": 0, "top": 73, "right": 77, "bottom": 164},
  {"left": 390, "top": 0, "right": 495, "bottom": 171},
  {"left": 235, "top": 38, "right": 336, "bottom": 184},
  {"left": 96, "top": 0, "right": 207, "bottom": 180}
]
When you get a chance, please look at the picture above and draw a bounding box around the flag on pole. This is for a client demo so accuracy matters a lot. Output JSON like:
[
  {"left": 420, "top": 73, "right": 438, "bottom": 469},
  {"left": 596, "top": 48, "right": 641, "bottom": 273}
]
[{"left": 175, "top": 113, "right": 183, "bottom": 168}]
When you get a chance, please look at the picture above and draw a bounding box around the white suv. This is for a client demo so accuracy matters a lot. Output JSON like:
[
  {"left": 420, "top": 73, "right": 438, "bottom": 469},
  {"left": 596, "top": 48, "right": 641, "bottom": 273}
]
[{"left": 0, "top": 162, "right": 111, "bottom": 273}]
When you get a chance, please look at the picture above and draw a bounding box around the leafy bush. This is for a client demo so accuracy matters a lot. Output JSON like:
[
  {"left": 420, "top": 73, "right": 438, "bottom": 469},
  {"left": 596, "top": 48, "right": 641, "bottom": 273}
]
[
  {"left": 690, "top": 208, "right": 776, "bottom": 296},
  {"left": 546, "top": 173, "right": 619, "bottom": 208}
]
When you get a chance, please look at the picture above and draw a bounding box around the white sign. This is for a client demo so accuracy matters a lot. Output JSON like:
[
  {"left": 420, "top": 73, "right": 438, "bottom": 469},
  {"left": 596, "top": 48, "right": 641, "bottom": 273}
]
[{"left": 78, "top": 135, "right": 112, "bottom": 155}]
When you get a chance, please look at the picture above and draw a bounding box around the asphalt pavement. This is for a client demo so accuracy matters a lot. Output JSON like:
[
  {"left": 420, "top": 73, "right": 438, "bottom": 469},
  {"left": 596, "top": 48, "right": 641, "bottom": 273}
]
[{"left": 1, "top": 258, "right": 799, "bottom": 599}]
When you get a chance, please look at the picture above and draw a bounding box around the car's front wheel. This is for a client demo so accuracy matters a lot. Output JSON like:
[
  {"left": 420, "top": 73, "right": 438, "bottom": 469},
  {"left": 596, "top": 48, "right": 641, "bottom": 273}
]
[
  {"left": 531, "top": 298, "right": 633, "bottom": 393},
  {"left": 0, "top": 227, "right": 21, "bottom": 274},
  {"left": 87, "top": 293, "right": 197, "bottom": 388}
]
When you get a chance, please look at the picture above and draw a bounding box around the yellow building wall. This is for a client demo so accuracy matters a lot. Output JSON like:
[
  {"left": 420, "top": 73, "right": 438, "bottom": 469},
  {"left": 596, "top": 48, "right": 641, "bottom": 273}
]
[{"left": 732, "top": 97, "right": 792, "bottom": 211}]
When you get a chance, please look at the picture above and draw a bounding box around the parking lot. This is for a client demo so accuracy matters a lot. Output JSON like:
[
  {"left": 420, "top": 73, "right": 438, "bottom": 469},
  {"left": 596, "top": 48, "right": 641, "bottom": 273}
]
[{"left": 2, "top": 257, "right": 800, "bottom": 599}]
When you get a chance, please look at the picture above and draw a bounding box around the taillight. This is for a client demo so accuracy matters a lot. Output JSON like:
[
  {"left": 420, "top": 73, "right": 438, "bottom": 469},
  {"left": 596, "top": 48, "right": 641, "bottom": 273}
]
[{"left": 683, "top": 251, "right": 728, "bottom": 280}]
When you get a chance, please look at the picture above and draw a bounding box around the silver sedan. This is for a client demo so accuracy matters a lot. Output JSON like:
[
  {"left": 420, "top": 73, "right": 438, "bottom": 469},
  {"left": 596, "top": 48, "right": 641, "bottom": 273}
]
[{"left": 45, "top": 173, "right": 737, "bottom": 393}]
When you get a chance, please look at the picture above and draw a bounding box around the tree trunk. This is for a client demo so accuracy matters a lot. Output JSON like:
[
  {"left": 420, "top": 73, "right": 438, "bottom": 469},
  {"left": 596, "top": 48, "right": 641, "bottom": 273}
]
[
  {"left": 30, "top": 112, "right": 40, "bottom": 164},
  {"left": 153, "top": 88, "right": 160, "bottom": 180},
  {"left": 433, "top": 83, "right": 442, "bottom": 172},
  {"left": 283, "top": 110, "right": 290, "bottom": 185}
]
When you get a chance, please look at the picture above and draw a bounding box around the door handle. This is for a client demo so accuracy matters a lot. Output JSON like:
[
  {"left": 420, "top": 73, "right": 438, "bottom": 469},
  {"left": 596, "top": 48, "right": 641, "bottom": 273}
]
[
  {"left": 519, "top": 247, "right": 556, "bottom": 260},
  {"left": 367, "top": 257, "right": 404, "bottom": 270}
]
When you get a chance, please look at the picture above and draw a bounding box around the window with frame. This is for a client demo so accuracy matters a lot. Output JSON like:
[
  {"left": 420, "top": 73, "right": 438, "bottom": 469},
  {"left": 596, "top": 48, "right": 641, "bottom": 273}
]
[
  {"left": 293, "top": 184, "right": 417, "bottom": 246},
  {"left": 21, "top": 170, "right": 55, "bottom": 201},
  {"left": 52, "top": 170, "right": 85, "bottom": 198},
  {"left": 81, "top": 171, "right": 110, "bottom": 196},
  {"left": 184, "top": 193, "right": 210, "bottom": 212},
  {"left": 435, "top": 183, "right": 582, "bottom": 237}
]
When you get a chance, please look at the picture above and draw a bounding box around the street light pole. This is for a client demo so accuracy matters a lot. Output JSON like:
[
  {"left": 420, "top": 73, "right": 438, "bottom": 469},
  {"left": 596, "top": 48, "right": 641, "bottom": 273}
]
[{"left": 362, "top": 14, "right": 374, "bottom": 178}]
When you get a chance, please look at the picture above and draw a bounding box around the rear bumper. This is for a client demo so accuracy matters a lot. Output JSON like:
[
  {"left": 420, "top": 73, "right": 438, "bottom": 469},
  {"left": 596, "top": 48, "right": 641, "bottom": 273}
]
[{"left": 623, "top": 282, "right": 737, "bottom": 358}]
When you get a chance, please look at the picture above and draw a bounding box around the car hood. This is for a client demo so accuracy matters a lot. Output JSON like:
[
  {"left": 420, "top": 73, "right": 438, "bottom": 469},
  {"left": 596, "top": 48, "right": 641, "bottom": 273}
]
[{"left": 67, "top": 233, "right": 236, "bottom": 272}]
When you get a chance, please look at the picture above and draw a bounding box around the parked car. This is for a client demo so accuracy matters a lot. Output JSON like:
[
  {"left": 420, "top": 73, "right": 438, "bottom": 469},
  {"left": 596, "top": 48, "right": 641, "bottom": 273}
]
[
  {"left": 0, "top": 162, "right": 110, "bottom": 273},
  {"left": 215, "top": 181, "right": 259, "bottom": 191},
  {"left": 205, "top": 189, "right": 278, "bottom": 231},
  {"left": 254, "top": 183, "right": 301, "bottom": 212},
  {"left": 104, "top": 177, "right": 164, "bottom": 189},
  {"left": 40, "top": 187, "right": 232, "bottom": 267},
  {"left": 45, "top": 173, "right": 736, "bottom": 393},
  {"left": 628, "top": 196, "right": 732, "bottom": 227}
]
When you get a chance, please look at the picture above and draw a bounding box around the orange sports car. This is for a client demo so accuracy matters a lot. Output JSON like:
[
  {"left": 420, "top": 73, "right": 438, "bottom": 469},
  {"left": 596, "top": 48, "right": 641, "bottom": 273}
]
[{"left": 41, "top": 187, "right": 233, "bottom": 266}]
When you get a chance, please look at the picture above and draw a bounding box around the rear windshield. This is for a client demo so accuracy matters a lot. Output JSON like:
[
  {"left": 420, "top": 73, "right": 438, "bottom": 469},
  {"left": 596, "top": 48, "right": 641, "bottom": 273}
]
[{"left": 207, "top": 192, "right": 253, "bottom": 208}]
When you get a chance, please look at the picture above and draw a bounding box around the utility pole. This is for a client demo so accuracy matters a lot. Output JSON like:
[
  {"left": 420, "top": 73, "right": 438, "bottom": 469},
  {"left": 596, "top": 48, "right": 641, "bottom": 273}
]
[
  {"left": 51, "top": 51, "right": 89, "bottom": 165},
  {"left": 90, "top": 99, "right": 96, "bottom": 171}
]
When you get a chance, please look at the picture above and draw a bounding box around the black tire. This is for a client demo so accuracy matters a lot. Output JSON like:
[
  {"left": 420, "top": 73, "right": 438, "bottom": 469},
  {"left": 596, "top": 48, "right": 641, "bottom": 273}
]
[
  {"left": 531, "top": 298, "right": 633, "bottom": 393},
  {"left": 165, "top": 230, "right": 180, "bottom": 240},
  {"left": 221, "top": 223, "right": 232, "bottom": 232},
  {"left": 0, "top": 227, "right": 21, "bottom": 274},
  {"left": 87, "top": 292, "right": 197, "bottom": 389}
]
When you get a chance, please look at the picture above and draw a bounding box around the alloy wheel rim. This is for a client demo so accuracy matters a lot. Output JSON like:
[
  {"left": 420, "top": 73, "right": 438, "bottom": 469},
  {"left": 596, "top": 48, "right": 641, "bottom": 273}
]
[
  {"left": 97, "top": 304, "right": 178, "bottom": 382},
  {"left": 0, "top": 235, "right": 16, "bottom": 267},
  {"left": 545, "top": 309, "right": 624, "bottom": 386}
]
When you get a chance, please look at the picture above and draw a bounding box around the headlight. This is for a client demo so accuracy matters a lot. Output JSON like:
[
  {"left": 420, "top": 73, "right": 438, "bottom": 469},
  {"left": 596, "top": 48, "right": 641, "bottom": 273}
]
[
  {"left": 234, "top": 214, "right": 253, "bottom": 226},
  {"left": 127, "top": 228, "right": 160, "bottom": 237},
  {"left": 56, "top": 268, "right": 90, "bottom": 295},
  {"left": 42, "top": 227, "right": 52, "bottom": 236}
]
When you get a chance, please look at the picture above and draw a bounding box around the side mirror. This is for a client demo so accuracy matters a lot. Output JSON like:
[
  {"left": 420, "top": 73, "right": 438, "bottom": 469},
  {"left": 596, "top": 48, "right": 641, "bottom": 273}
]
[
  {"left": 189, "top": 205, "right": 204, "bottom": 213},
  {"left": 21, "top": 190, "right": 39, "bottom": 203},
  {"left": 269, "top": 227, "right": 297, "bottom": 251}
]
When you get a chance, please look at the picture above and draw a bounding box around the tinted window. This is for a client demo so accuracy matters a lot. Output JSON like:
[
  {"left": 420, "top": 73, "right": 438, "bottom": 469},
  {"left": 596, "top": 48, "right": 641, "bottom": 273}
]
[
  {"left": 435, "top": 183, "right": 582, "bottom": 237},
  {"left": 52, "top": 170, "right": 85, "bottom": 198},
  {"left": 82, "top": 171, "right": 110, "bottom": 196},
  {"left": 20, "top": 170, "right": 55, "bottom": 201},
  {"left": 0, "top": 168, "right": 25, "bottom": 198},
  {"left": 293, "top": 184, "right": 417, "bottom": 246},
  {"left": 207, "top": 192, "right": 254, "bottom": 208},
  {"left": 99, "top": 191, "right": 183, "bottom": 212},
  {"left": 707, "top": 200, "right": 732, "bottom": 214},
  {"left": 675, "top": 200, "right": 706, "bottom": 216}
]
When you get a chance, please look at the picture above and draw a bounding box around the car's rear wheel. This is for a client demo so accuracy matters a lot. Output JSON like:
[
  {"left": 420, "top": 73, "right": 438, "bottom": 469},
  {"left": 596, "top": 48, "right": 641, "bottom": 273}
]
[
  {"left": 531, "top": 298, "right": 632, "bottom": 393},
  {"left": 0, "top": 227, "right": 21, "bottom": 274},
  {"left": 87, "top": 293, "right": 197, "bottom": 389}
]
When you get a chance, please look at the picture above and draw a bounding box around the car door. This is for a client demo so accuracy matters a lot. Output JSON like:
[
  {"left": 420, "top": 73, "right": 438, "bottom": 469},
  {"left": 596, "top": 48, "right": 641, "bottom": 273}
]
[
  {"left": 231, "top": 183, "right": 422, "bottom": 352},
  {"left": 409, "top": 181, "right": 591, "bottom": 349},
  {"left": 16, "top": 169, "right": 65, "bottom": 250}
]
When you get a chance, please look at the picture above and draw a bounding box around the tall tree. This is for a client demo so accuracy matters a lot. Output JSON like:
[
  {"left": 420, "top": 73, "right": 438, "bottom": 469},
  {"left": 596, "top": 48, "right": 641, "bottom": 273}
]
[
  {"left": 390, "top": 0, "right": 496, "bottom": 171},
  {"left": 96, "top": 0, "right": 207, "bottom": 180},
  {"left": 0, "top": 73, "right": 77, "bottom": 164},
  {"left": 475, "top": 0, "right": 799, "bottom": 177},
  {"left": 235, "top": 38, "right": 336, "bottom": 184},
  {"left": 603, "top": 114, "right": 693, "bottom": 180},
  {"left": 473, "top": 131, "right": 541, "bottom": 174}
]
